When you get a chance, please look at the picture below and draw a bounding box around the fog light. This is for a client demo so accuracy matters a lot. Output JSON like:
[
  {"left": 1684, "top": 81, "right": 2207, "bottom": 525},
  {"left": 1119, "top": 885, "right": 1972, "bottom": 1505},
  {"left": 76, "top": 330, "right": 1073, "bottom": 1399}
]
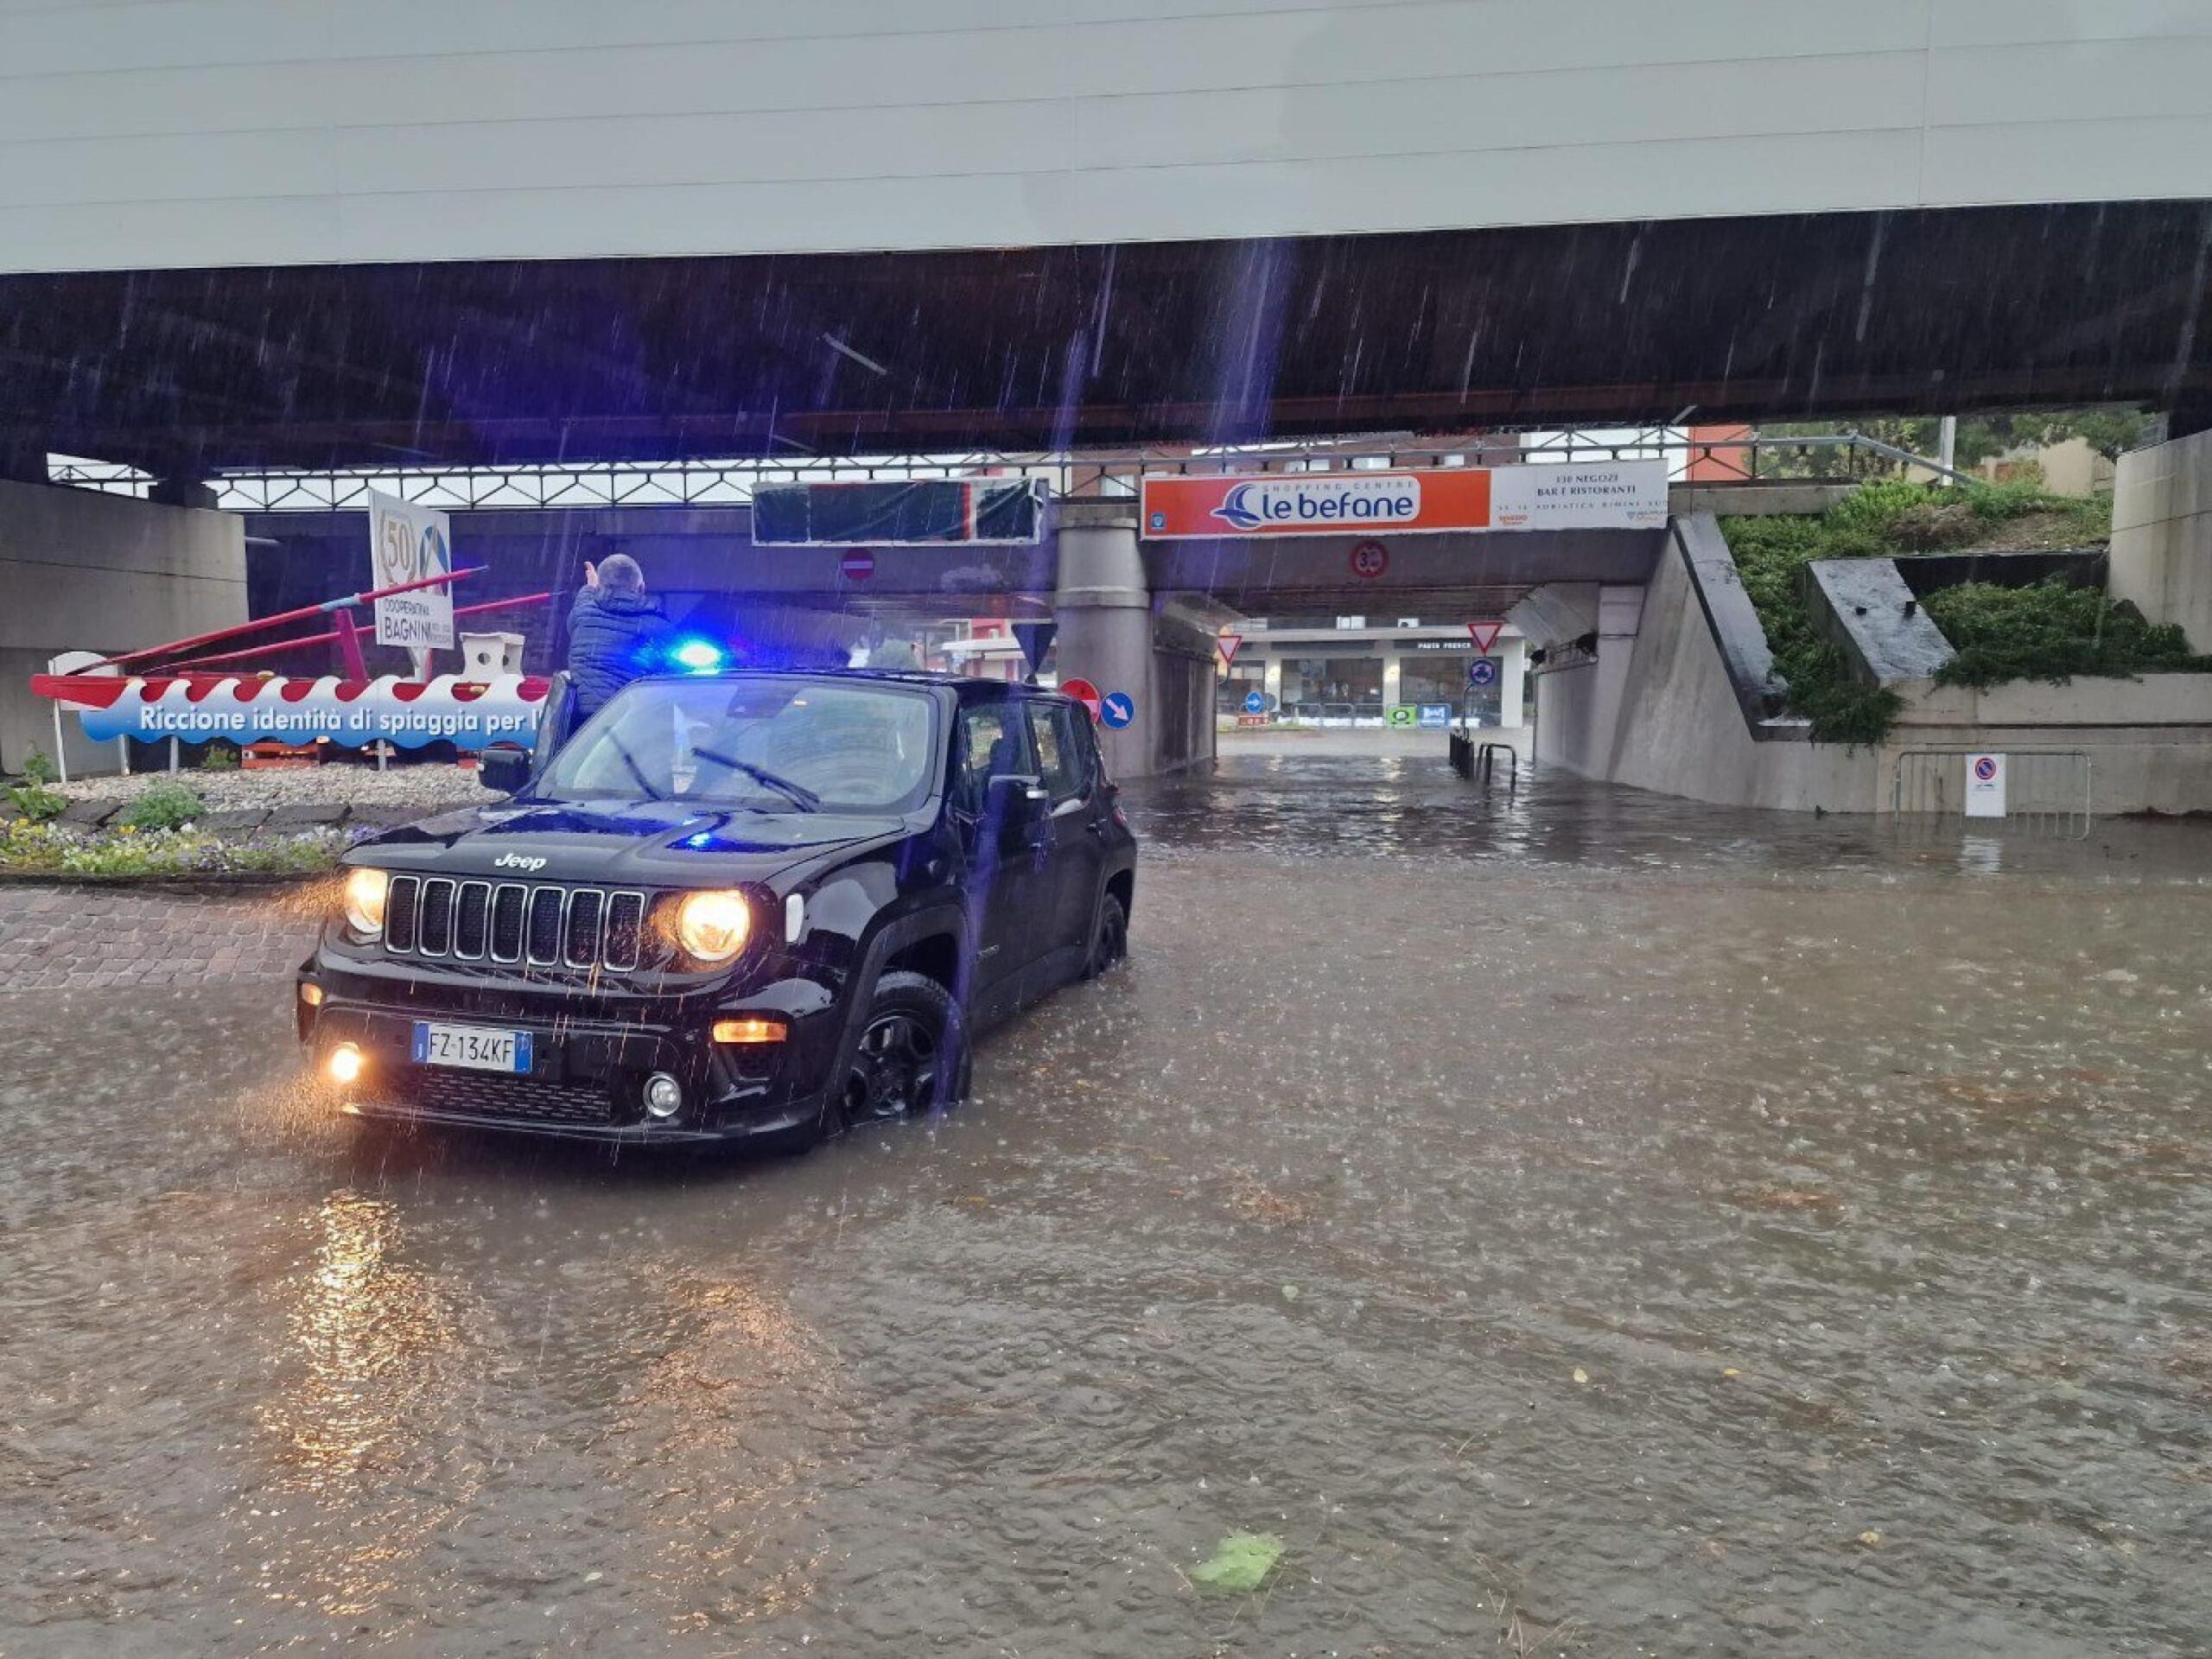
[
  {"left": 711, "top": 1016, "right": 787, "bottom": 1045},
  {"left": 299, "top": 982, "right": 325, "bottom": 1008},
  {"left": 643, "top": 1072, "right": 683, "bottom": 1119},
  {"left": 327, "top": 1042, "right": 364, "bottom": 1085}
]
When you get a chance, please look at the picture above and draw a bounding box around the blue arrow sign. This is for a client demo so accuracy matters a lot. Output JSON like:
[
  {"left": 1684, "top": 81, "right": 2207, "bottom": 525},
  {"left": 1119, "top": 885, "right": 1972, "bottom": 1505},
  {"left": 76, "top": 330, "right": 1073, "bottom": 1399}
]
[
  {"left": 1467, "top": 658, "right": 1499, "bottom": 689},
  {"left": 1101, "top": 690, "right": 1136, "bottom": 728},
  {"left": 1243, "top": 689, "right": 1267, "bottom": 715}
]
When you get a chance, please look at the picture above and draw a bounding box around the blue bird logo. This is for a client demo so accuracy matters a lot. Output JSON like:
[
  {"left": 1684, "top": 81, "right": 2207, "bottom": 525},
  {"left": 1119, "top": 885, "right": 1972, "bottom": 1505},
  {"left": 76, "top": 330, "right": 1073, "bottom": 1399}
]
[{"left": 1211, "top": 484, "right": 1265, "bottom": 531}]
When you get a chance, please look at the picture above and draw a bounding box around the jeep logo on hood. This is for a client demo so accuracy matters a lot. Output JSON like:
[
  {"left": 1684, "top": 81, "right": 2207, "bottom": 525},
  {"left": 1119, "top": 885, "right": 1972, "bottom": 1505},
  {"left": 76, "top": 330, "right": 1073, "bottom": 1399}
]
[{"left": 493, "top": 853, "right": 549, "bottom": 872}]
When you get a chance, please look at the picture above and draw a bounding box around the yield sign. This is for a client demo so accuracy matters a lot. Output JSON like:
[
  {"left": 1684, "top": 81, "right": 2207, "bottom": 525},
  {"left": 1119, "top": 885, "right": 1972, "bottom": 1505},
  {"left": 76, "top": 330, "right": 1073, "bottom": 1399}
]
[
  {"left": 1010, "top": 620, "right": 1058, "bottom": 674},
  {"left": 1467, "top": 619, "right": 1503, "bottom": 655},
  {"left": 1216, "top": 632, "right": 1244, "bottom": 671}
]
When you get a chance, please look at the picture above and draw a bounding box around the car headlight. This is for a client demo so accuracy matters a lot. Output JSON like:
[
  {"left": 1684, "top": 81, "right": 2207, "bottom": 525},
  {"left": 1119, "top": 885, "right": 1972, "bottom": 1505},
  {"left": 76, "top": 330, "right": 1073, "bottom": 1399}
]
[
  {"left": 675, "top": 889, "right": 753, "bottom": 963},
  {"left": 342, "top": 867, "right": 390, "bottom": 937}
]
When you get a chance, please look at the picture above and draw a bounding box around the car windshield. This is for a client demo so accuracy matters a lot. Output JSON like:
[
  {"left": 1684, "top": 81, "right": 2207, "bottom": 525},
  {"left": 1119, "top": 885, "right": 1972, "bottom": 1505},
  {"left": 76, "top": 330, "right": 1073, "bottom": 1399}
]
[{"left": 534, "top": 677, "right": 939, "bottom": 814}]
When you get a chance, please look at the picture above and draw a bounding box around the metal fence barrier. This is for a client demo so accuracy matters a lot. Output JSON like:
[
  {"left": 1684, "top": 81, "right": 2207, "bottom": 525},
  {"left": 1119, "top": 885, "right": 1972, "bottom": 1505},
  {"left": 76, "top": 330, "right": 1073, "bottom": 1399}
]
[{"left": 1891, "top": 749, "right": 2093, "bottom": 839}]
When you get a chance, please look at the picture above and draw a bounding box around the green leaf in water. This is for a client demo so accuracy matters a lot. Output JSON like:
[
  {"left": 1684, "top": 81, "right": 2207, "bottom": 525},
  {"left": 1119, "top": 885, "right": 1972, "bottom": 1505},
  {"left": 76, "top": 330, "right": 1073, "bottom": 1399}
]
[{"left": 1189, "top": 1532, "right": 1286, "bottom": 1595}]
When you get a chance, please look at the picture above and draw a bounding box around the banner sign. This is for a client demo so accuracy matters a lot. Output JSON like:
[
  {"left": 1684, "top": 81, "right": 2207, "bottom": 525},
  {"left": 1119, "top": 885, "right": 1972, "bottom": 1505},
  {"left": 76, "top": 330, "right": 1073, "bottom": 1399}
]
[
  {"left": 1489, "top": 461, "right": 1669, "bottom": 531},
  {"left": 1140, "top": 461, "right": 1667, "bottom": 539},
  {"left": 368, "top": 489, "right": 456, "bottom": 650},
  {"left": 31, "top": 673, "right": 550, "bottom": 752}
]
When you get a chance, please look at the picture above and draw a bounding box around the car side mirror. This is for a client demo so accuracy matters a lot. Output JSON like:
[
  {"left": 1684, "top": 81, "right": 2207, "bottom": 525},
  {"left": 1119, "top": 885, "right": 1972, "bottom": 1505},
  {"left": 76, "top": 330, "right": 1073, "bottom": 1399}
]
[{"left": 478, "top": 747, "right": 531, "bottom": 794}]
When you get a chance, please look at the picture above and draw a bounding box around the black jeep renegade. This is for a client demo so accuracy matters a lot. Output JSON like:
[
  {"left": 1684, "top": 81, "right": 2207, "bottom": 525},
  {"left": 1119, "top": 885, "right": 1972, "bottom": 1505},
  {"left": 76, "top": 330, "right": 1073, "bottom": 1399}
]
[{"left": 297, "top": 669, "right": 1138, "bottom": 1146}]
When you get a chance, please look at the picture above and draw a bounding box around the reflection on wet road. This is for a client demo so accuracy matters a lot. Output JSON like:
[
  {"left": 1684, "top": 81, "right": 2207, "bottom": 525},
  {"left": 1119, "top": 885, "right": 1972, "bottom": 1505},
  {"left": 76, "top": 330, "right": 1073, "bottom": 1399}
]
[{"left": 3, "top": 757, "right": 2208, "bottom": 1656}]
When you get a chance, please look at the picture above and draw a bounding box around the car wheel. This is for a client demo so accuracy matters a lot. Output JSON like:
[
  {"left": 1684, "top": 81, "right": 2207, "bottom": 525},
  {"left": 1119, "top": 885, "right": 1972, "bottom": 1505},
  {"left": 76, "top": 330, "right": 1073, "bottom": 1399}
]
[
  {"left": 1084, "top": 892, "right": 1129, "bottom": 978},
  {"left": 839, "top": 970, "right": 969, "bottom": 1127}
]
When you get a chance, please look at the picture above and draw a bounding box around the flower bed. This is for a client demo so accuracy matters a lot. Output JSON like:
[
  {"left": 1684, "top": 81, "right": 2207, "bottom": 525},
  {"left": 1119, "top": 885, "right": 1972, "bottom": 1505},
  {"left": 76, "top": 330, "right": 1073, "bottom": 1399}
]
[{"left": 0, "top": 819, "right": 344, "bottom": 880}]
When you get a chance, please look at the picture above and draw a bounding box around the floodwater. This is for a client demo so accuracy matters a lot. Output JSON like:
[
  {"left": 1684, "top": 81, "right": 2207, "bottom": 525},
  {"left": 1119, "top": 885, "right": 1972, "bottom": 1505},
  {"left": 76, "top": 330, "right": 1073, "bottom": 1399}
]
[{"left": 3, "top": 755, "right": 2209, "bottom": 1656}]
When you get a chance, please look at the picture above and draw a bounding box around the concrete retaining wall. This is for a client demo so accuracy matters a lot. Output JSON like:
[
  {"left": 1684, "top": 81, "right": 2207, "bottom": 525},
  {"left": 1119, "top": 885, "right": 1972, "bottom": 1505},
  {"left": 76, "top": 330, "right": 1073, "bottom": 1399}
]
[
  {"left": 2110, "top": 428, "right": 2212, "bottom": 652},
  {"left": 1556, "top": 531, "right": 1874, "bottom": 812},
  {"left": 1539, "top": 513, "right": 2212, "bottom": 816},
  {"left": 0, "top": 481, "right": 246, "bottom": 779}
]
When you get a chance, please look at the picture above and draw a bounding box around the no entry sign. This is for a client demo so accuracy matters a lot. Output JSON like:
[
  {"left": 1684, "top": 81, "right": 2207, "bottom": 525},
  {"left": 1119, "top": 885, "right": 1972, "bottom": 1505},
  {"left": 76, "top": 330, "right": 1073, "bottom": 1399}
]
[
  {"left": 840, "top": 550, "right": 874, "bottom": 581},
  {"left": 1060, "top": 677, "right": 1103, "bottom": 721}
]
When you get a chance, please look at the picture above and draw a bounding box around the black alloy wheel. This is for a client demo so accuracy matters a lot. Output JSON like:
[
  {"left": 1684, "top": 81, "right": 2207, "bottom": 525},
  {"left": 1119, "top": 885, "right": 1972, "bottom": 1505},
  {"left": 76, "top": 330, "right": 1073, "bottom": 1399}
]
[
  {"left": 1084, "top": 892, "right": 1128, "bottom": 978},
  {"left": 839, "top": 970, "right": 965, "bottom": 1127}
]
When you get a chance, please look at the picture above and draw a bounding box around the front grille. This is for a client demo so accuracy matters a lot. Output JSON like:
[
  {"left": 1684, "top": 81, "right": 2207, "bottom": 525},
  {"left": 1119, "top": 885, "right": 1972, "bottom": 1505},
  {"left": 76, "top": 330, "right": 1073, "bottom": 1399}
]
[
  {"left": 383, "top": 876, "right": 652, "bottom": 974},
  {"left": 363, "top": 1066, "right": 619, "bottom": 1126}
]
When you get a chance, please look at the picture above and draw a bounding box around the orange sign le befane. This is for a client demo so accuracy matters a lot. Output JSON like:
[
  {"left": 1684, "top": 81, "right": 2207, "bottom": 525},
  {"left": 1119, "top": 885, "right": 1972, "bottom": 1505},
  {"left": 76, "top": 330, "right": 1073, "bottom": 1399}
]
[{"left": 1141, "top": 469, "right": 1494, "bottom": 539}]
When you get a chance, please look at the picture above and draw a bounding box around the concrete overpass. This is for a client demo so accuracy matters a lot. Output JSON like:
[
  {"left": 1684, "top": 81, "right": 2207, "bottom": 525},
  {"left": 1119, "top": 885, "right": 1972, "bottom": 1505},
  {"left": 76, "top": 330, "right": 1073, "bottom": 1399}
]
[
  {"left": 3, "top": 1, "right": 2210, "bottom": 476},
  {"left": 5, "top": 1, "right": 2211, "bottom": 786}
]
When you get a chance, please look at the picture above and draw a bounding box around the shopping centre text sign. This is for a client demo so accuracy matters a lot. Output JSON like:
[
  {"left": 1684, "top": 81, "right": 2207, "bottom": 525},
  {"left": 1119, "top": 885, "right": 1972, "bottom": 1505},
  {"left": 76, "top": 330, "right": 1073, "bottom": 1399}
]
[{"left": 1141, "top": 461, "right": 1668, "bottom": 539}]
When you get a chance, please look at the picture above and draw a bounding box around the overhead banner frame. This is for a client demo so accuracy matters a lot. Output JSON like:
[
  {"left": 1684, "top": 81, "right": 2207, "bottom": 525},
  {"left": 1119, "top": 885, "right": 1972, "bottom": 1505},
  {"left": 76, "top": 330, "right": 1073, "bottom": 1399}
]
[{"left": 1141, "top": 461, "right": 1669, "bottom": 539}]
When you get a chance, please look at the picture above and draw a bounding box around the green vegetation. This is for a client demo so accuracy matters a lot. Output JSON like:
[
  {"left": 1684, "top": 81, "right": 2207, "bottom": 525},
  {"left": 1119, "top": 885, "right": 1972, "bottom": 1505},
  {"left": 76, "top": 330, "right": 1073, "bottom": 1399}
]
[
  {"left": 1721, "top": 479, "right": 2157, "bottom": 745},
  {"left": 113, "top": 781, "right": 208, "bottom": 831},
  {"left": 0, "top": 820, "right": 340, "bottom": 878},
  {"left": 200, "top": 741, "right": 240, "bottom": 772},
  {"left": 2, "top": 747, "right": 67, "bottom": 823},
  {"left": 1925, "top": 580, "right": 2212, "bottom": 689},
  {"left": 1758, "top": 405, "right": 2157, "bottom": 479}
]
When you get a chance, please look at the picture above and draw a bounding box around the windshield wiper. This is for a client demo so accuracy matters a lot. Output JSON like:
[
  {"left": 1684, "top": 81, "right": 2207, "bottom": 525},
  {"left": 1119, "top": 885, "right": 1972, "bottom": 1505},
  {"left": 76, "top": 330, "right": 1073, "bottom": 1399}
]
[{"left": 689, "top": 747, "right": 823, "bottom": 812}]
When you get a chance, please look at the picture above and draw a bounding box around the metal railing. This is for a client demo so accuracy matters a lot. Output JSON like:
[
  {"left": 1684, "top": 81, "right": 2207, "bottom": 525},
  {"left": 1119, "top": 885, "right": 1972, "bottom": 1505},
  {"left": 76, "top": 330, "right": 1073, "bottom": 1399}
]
[
  {"left": 43, "top": 428, "right": 1971, "bottom": 514},
  {"left": 1892, "top": 749, "right": 2093, "bottom": 839}
]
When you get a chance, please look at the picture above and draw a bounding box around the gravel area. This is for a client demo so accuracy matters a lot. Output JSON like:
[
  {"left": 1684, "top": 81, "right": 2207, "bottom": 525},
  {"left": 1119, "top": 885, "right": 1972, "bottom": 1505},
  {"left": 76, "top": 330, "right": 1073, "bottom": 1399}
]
[{"left": 49, "top": 761, "right": 487, "bottom": 814}]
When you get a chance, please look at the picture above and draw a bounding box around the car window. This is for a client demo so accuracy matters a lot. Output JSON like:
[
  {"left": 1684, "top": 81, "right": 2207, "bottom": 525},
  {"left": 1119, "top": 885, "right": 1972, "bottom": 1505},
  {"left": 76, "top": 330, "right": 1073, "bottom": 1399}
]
[
  {"left": 961, "top": 702, "right": 1029, "bottom": 793},
  {"left": 1027, "top": 702, "right": 1084, "bottom": 802},
  {"left": 539, "top": 677, "right": 938, "bottom": 813}
]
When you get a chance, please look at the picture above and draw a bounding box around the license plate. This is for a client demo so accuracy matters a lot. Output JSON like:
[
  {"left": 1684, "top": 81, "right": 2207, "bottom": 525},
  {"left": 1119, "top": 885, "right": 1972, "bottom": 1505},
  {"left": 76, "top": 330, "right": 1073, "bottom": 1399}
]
[{"left": 411, "top": 1021, "right": 534, "bottom": 1074}]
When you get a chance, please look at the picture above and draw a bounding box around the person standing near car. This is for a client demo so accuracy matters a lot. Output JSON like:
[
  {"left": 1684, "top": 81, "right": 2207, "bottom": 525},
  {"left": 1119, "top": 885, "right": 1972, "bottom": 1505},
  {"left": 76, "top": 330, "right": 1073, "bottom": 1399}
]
[{"left": 565, "top": 553, "right": 673, "bottom": 717}]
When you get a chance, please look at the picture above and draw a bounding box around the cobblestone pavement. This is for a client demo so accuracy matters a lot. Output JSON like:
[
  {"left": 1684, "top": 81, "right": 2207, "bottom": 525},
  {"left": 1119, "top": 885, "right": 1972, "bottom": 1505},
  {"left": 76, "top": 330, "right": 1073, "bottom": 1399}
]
[{"left": 0, "top": 882, "right": 323, "bottom": 991}]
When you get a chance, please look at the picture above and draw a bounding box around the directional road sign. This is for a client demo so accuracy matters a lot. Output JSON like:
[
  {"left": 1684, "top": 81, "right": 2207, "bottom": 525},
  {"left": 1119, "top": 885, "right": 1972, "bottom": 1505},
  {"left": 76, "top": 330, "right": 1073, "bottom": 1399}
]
[{"left": 1100, "top": 690, "right": 1136, "bottom": 728}]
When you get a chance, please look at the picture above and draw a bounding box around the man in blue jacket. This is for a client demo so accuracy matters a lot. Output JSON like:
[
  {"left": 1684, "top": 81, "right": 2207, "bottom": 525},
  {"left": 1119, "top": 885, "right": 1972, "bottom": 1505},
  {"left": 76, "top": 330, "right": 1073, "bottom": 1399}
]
[{"left": 564, "top": 554, "right": 673, "bottom": 716}]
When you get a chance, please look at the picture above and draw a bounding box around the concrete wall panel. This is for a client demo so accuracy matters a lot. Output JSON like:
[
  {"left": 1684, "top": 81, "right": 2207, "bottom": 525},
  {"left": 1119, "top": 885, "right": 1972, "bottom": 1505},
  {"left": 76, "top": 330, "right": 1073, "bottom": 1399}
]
[
  {"left": 0, "top": 480, "right": 247, "bottom": 776},
  {"left": 2, "top": 0, "right": 2205, "bottom": 272},
  {"left": 2110, "top": 428, "right": 2212, "bottom": 652}
]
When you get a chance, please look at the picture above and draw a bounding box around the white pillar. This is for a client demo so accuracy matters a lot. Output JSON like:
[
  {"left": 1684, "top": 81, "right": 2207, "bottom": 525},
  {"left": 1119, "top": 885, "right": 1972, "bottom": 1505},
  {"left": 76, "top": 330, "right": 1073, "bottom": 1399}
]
[
  {"left": 1262, "top": 657, "right": 1283, "bottom": 705},
  {"left": 1380, "top": 654, "right": 1402, "bottom": 709},
  {"left": 1499, "top": 637, "right": 1528, "bottom": 728}
]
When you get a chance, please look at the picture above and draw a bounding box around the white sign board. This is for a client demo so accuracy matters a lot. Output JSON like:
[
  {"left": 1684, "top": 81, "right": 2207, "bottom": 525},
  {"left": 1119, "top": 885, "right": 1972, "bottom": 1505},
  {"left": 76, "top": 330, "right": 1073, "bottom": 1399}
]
[
  {"left": 1965, "top": 752, "right": 2007, "bottom": 817},
  {"left": 367, "top": 487, "right": 454, "bottom": 651},
  {"left": 1488, "top": 461, "right": 1670, "bottom": 531}
]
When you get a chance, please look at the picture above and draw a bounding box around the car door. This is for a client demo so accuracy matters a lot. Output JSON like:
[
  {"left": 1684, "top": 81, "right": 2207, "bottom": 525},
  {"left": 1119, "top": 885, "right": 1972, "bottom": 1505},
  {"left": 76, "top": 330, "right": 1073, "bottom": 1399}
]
[
  {"left": 1024, "top": 697, "right": 1104, "bottom": 974},
  {"left": 956, "top": 698, "right": 1053, "bottom": 998}
]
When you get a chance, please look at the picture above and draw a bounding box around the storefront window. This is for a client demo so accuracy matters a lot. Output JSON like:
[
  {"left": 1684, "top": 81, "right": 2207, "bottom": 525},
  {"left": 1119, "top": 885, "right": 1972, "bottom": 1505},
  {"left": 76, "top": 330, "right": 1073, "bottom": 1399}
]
[
  {"left": 1281, "top": 657, "right": 1382, "bottom": 716},
  {"left": 1399, "top": 650, "right": 1502, "bottom": 723},
  {"left": 1216, "top": 665, "right": 1266, "bottom": 714}
]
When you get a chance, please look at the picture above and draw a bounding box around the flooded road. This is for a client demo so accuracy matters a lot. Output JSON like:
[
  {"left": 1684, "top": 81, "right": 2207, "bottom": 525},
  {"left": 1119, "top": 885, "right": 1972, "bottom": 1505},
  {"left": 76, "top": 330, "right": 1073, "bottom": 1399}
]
[{"left": 3, "top": 757, "right": 2209, "bottom": 1656}]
